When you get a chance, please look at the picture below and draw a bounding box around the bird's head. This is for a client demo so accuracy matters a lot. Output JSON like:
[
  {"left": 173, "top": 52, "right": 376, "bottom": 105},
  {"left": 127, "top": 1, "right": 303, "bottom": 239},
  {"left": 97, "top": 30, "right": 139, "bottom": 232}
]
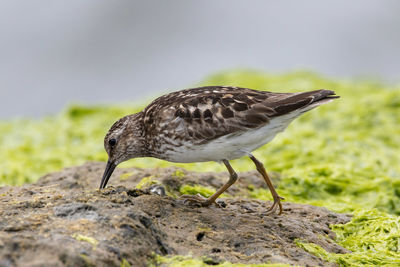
[{"left": 99, "top": 112, "right": 146, "bottom": 189}]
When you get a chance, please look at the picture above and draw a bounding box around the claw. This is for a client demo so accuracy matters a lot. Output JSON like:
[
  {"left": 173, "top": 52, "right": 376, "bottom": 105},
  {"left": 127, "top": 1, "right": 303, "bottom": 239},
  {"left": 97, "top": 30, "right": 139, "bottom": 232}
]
[{"left": 266, "top": 196, "right": 283, "bottom": 215}]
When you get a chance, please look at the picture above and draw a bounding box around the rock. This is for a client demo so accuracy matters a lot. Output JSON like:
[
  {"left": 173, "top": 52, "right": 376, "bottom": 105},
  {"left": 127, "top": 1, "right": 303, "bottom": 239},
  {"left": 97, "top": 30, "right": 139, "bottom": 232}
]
[{"left": 0, "top": 162, "right": 351, "bottom": 267}]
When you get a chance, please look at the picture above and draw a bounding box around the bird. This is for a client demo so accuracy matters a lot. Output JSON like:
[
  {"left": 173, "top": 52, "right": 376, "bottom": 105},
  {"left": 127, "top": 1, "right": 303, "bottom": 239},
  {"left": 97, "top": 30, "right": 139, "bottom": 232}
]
[{"left": 99, "top": 86, "right": 339, "bottom": 214}]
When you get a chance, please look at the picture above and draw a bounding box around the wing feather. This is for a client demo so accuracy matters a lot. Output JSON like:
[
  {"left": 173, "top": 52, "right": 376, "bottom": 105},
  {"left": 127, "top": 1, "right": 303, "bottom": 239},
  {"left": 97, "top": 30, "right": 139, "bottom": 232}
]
[{"left": 143, "top": 86, "right": 338, "bottom": 144}]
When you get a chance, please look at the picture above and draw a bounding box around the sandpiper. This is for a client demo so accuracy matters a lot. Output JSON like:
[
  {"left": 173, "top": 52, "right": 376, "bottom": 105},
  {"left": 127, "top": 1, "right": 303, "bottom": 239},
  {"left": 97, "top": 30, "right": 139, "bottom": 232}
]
[{"left": 99, "top": 86, "right": 339, "bottom": 214}]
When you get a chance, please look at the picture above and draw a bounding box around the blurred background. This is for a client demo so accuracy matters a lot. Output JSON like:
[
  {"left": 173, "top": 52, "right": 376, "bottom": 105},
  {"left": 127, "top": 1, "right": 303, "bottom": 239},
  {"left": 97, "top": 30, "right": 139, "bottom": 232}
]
[{"left": 1, "top": 0, "right": 399, "bottom": 119}]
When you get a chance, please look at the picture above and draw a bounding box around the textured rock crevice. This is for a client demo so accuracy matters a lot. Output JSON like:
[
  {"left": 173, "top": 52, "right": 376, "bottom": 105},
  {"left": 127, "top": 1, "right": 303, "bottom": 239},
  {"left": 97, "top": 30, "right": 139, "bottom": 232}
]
[{"left": 0, "top": 162, "right": 351, "bottom": 267}]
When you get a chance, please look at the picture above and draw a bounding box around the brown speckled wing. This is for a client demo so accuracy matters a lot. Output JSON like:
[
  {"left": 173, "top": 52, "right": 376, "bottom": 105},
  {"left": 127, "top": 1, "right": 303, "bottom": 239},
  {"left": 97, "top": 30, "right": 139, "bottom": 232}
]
[{"left": 143, "top": 86, "right": 337, "bottom": 144}]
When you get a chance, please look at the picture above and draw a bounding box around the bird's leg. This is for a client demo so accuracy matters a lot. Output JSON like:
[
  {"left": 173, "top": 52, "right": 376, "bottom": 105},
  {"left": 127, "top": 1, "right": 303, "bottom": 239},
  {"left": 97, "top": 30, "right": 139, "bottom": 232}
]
[
  {"left": 249, "top": 154, "right": 284, "bottom": 215},
  {"left": 180, "top": 160, "right": 238, "bottom": 207}
]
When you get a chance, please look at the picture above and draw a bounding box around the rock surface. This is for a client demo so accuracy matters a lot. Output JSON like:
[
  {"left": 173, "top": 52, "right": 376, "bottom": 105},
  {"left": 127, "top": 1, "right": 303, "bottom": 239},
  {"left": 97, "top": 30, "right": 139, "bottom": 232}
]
[{"left": 0, "top": 162, "right": 351, "bottom": 267}]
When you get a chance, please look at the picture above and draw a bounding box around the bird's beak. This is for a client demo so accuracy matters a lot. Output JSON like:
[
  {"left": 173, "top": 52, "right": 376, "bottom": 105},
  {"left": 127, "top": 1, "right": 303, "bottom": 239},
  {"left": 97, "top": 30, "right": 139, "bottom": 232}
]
[{"left": 99, "top": 160, "right": 117, "bottom": 189}]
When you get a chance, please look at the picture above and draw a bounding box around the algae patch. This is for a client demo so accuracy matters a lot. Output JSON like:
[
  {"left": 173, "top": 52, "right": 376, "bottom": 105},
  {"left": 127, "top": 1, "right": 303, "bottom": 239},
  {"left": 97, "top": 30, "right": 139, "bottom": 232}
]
[
  {"left": 172, "top": 170, "right": 185, "bottom": 178},
  {"left": 297, "top": 209, "right": 400, "bottom": 266},
  {"left": 1, "top": 163, "right": 346, "bottom": 267},
  {"left": 135, "top": 176, "right": 158, "bottom": 189},
  {"left": 152, "top": 254, "right": 293, "bottom": 267},
  {"left": 120, "top": 258, "right": 131, "bottom": 267},
  {"left": 120, "top": 172, "right": 135, "bottom": 181},
  {"left": 72, "top": 233, "right": 99, "bottom": 246}
]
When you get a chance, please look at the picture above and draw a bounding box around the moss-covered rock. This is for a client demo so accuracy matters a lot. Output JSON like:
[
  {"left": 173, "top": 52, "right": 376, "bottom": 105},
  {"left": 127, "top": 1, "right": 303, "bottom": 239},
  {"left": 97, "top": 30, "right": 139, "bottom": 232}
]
[{"left": 0, "top": 162, "right": 350, "bottom": 266}]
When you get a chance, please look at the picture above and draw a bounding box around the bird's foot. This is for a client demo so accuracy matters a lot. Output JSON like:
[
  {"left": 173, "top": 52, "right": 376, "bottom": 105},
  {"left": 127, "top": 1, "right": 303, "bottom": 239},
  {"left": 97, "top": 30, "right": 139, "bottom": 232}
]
[
  {"left": 179, "top": 194, "right": 216, "bottom": 207},
  {"left": 266, "top": 195, "right": 284, "bottom": 215}
]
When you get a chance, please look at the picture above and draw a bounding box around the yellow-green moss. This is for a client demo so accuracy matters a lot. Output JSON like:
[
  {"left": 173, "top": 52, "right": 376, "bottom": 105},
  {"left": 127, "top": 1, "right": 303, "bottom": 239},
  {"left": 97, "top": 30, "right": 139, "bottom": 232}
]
[
  {"left": 72, "top": 233, "right": 98, "bottom": 246},
  {"left": 120, "top": 172, "right": 135, "bottom": 181},
  {"left": 79, "top": 254, "right": 95, "bottom": 266},
  {"left": 135, "top": 176, "right": 158, "bottom": 189},
  {"left": 120, "top": 258, "right": 131, "bottom": 267},
  {"left": 172, "top": 170, "right": 185, "bottom": 178},
  {"left": 151, "top": 254, "right": 293, "bottom": 267},
  {"left": 296, "top": 209, "right": 400, "bottom": 266}
]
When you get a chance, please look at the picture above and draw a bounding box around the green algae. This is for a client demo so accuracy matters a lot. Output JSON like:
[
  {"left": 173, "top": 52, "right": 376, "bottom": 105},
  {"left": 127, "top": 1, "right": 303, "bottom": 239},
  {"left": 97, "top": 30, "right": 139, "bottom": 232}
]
[
  {"left": 1, "top": 70, "right": 400, "bottom": 265},
  {"left": 120, "top": 258, "right": 132, "bottom": 267},
  {"left": 135, "top": 176, "right": 158, "bottom": 189},
  {"left": 297, "top": 209, "right": 400, "bottom": 266},
  {"left": 120, "top": 172, "right": 135, "bottom": 181},
  {"left": 172, "top": 170, "right": 185, "bottom": 178},
  {"left": 72, "top": 233, "right": 99, "bottom": 247},
  {"left": 79, "top": 254, "right": 95, "bottom": 267},
  {"left": 151, "top": 254, "right": 293, "bottom": 267},
  {"left": 0, "top": 104, "right": 141, "bottom": 186}
]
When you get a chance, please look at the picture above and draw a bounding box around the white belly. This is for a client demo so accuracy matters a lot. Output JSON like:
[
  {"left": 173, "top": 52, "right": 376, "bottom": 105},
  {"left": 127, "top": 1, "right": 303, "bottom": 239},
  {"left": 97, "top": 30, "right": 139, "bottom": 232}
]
[{"left": 163, "top": 112, "right": 300, "bottom": 163}]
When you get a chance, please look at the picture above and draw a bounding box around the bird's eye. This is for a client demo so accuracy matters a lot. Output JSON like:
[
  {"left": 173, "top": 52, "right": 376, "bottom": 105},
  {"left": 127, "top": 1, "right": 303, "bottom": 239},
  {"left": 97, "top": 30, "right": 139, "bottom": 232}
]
[{"left": 108, "top": 138, "right": 117, "bottom": 147}]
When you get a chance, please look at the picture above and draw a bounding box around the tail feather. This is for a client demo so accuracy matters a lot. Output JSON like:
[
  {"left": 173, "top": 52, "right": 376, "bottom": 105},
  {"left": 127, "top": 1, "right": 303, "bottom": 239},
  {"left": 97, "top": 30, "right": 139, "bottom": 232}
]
[{"left": 269, "top": 89, "right": 339, "bottom": 117}]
